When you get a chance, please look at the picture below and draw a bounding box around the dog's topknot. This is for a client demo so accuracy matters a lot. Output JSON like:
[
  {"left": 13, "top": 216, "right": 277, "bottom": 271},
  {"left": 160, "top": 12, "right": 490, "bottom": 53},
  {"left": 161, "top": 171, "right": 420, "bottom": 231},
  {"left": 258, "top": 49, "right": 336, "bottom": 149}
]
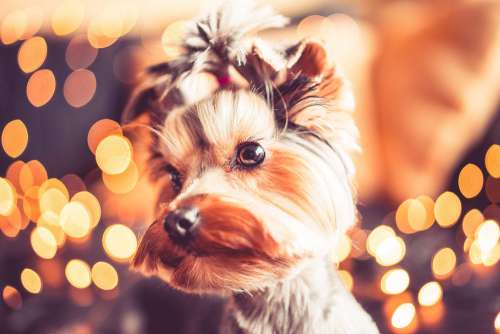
[
  {"left": 123, "top": 0, "right": 288, "bottom": 123},
  {"left": 183, "top": 0, "right": 288, "bottom": 68}
]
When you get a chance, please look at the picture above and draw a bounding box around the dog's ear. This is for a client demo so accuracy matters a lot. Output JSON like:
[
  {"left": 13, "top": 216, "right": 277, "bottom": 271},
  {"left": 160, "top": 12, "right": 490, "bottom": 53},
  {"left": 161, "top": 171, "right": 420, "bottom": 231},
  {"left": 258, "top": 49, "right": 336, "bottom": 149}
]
[{"left": 274, "top": 41, "right": 357, "bottom": 151}]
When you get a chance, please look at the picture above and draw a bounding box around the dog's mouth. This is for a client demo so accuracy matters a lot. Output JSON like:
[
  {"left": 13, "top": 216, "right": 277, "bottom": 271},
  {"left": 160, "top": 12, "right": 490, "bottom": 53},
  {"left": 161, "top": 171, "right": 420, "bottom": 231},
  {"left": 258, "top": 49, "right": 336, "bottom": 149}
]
[{"left": 133, "top": 221, "right": 188, "bottom": 272}]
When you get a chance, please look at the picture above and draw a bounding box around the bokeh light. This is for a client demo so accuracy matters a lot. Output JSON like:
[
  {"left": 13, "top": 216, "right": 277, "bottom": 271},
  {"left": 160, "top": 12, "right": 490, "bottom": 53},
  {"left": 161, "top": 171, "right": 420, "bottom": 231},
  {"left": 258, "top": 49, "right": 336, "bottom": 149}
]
[
  {"left": 66, "top": 35, "right": 98, "bottom": 70},
  {"left": 19, "top": 163, "right": 35, "bottom": 193},
  {"left": 51, "top": 0, "right": 85, "bottom": 36},
  {"left": 60, "top": 201, "right": 91, "bottom": 238},
  {"left": 95, "top": 135, "right": 133, "bottom": 175},
  {"left": 296, "top": 15, "right": 324, "bottom": 40},
  {"left": 0, "top": 10, "right": 27, "bottom": 45},
  {"left": 418, "top": 281, "right": 443, "bottom": 307},
  {"left": 91, "top": 261, "right": 118, "bottom": 291},
  {"left": 495, "top": 312, "right": 500, "bottom": 333},
  {"left": 17, "top": 36, "right": 48, "bottom": 73},
  {"left": 102, "top": 224, "right": 137, "bottom": 262},
  {"left": 87, "top": 18, "right": 118, "bottom": 49},
  {"left": 72, "top": 191, "right": 101, "bottom": 228},
  {"left": 61, "top": 174, "right": 87, "bottom": 196},
  {"left": 161, "top": 20, "right": 188, "bottom": 59},
  {"left": 485, "top": 144, "right": 500, "bottom": 178},
  {"left": 37, "top": 212, "right": 66, "bottom": 247},
  {"left": 2, "top": 119, "right": 28, "bottom": 158},
  {"left": 338, "top": 270, "right": 353, "bottom": 291},
  {"left": 381, "top": 269, "right": 410, "bottom": 295},
  {"left": 432, "top": 247, "right": 456, "bottom": 279},
  {"left": 462, "top": 209, "right": 484, "bottom": 237},
  {"left": 102, "top": 160, "right": 139, "bottom": 194},
  {"left": 87, "top": 119, "right": 123, "bottom": 155},
  {"left": 367, "top": 225, "right": 395, "bottom": 256},
  {"left": 40, "top": 188, "right": 68, "bottom": 216},
  {"left": 458, "top": 163, "right": 484, "bottom": 199},
  {"left": 475, "top": 220, "right": 499, "bottom": 253},
  {"left": 27, "top": 160, "right": 48, "bottom": 185},
  {"left": 482, "top": 243, "right": 500, "bottom": 266},
  {"left": 26, "top": 69, "right": 56, "bottom": 107},
  {"left": 0, "top": 177, "right": 17, "bottom": 216},
  {"left": 391, "top": 303, "right": 416, "bottom": 329},
  {"left": 65, "top": 259, "right": 91, "bottom": 289},
  {"left": 30, "top": 226, "right": 57, "bottom": 259},
  {"left": 434, "top": 191, "right": 462, "bottom": 228},
  {"left": 375, "top": 235, "right": 406, "bottom": 266},
  {"left": 485, "top": 177, "right": 500, "bottom": 204},
  {"left": 20, "top": 6, "right": 44, "bottom": 40},
  {"left": 20, "top": 268, "right": 43, "bottom": 294},
  {"left": 414, "top": 195, "right": 435, "bottom": 231},
  {"left": 6, "top": 160, "right": 25, "bottom": 192},
  {"left": 39, "top": 178, "right": 70, "bottom": 201},
  {"left": 63, "top": 69, "right": 97, "bottom": 108},
  {"left": 2, "top": 285, "right": 22, "bottom": 310},
  {"left": 23, "top": 186, "right": 40, "bottom": 222},
  {"left": 396, "top": 198, "right": 431, "bottom": 234}
]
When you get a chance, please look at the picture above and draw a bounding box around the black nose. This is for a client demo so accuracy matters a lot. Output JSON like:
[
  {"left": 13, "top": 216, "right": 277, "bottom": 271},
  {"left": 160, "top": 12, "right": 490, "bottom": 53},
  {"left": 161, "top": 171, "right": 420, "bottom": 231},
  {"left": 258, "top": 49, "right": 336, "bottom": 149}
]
[{"left": 163, "top": 206, "right": 200, "bottom": 243}]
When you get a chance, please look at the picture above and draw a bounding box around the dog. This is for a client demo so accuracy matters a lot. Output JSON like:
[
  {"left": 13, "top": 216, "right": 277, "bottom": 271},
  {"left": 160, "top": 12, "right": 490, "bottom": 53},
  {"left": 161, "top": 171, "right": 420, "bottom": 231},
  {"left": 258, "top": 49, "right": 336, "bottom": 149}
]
[{"left": 127, "top": 1, "right": 379, "bottom": 333}]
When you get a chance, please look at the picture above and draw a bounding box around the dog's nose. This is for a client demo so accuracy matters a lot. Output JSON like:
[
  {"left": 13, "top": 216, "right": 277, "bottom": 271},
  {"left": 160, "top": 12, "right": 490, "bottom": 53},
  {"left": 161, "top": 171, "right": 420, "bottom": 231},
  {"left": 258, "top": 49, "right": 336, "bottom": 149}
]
[{"left": 163, "top": 206, "right": 200, "bottom": 242}]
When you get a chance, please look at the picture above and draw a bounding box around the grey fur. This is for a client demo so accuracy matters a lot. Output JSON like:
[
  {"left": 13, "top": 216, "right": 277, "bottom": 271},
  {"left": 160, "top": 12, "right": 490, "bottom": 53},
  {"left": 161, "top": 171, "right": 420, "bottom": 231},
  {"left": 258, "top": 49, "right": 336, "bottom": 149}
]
[{"left": 221, "top": 259, "right": 379, "bottom": 334}]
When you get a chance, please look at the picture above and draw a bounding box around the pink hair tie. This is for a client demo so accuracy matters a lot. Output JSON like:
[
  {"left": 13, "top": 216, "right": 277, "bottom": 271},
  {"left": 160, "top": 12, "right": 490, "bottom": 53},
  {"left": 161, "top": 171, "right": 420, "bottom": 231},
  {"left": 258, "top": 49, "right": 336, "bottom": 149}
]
[{"left": 217, "top": 75, "right": 231, "bottom": 87}]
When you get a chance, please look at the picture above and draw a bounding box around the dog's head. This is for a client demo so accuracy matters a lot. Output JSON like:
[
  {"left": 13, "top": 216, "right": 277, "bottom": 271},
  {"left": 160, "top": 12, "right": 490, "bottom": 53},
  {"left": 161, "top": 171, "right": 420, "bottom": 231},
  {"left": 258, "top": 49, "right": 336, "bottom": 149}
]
[{"left": 129, "top": 2, "right": 358, "bottom": 294}]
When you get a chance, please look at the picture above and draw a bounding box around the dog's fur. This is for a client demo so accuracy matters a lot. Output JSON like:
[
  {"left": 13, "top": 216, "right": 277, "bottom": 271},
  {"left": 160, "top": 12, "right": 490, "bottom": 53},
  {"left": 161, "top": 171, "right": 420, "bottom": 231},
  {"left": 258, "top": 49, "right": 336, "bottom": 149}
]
[{"left": 128, "top": 1, "right": 378, "bottom": 333}]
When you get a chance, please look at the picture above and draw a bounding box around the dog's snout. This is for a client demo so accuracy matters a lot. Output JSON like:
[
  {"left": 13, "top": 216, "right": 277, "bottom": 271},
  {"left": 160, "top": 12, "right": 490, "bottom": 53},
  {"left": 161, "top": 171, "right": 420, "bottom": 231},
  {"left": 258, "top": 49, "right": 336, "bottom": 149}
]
[{"left": 163, "top": 206, "right": 200, "bottom": 243}]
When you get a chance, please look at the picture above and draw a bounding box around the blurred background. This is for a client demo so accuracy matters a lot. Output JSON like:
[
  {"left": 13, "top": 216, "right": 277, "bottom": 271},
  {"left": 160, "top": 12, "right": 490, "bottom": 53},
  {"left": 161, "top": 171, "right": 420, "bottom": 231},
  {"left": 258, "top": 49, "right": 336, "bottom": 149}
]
[{"left": 0, "top": 0, "right": 499, "bottom": 333}]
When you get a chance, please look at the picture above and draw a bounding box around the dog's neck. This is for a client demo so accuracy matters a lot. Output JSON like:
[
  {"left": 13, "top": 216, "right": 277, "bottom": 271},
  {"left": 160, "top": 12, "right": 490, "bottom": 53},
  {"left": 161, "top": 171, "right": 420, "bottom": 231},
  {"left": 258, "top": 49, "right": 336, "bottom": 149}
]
[{"left": 221, "top": 258, "right": 378, "bottom": 334}]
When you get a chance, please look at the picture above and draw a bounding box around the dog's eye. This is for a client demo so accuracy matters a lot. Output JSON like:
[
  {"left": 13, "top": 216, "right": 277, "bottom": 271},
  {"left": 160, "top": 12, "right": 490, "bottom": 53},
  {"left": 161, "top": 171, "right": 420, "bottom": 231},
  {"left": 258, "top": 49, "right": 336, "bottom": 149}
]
[
  {"left": 236, "top": 142, "right": 265, "bottom": 167},
  {"left": 164, "top": 164, "right": 182, "bottom": 193}
]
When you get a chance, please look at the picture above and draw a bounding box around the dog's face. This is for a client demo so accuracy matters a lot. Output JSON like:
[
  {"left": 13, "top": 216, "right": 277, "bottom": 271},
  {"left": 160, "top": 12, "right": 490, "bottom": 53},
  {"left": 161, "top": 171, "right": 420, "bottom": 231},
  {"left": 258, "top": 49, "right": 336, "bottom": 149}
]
[{"left": 132, "top": 42, "right": 358, "bottom": 294}]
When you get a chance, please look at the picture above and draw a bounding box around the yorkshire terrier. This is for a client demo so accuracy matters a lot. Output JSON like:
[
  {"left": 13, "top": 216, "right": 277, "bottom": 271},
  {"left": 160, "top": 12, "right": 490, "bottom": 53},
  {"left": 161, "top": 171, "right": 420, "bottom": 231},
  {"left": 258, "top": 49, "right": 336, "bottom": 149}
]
[{"left": 127, "top": 1, "right": 379, "bottom": 333}]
